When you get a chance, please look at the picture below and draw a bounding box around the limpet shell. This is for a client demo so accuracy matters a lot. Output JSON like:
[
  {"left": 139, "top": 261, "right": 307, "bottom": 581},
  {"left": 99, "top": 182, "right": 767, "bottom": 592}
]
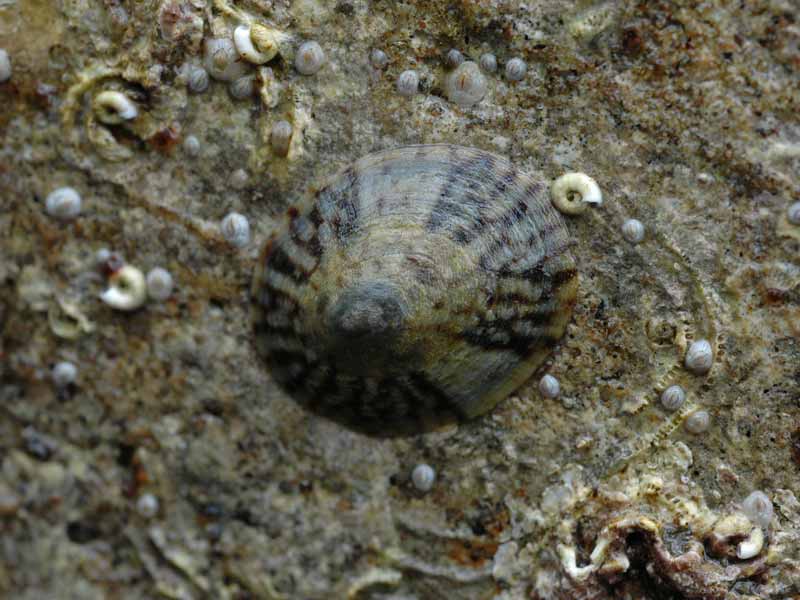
[{"left": 252, "top": 145, "right": 578, "bottom": 433}]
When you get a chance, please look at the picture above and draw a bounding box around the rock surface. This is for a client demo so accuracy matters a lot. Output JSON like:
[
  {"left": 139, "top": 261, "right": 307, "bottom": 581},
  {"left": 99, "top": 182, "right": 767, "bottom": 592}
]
[{"left": 1, "top": 1, "right": 799, "bottom": 598}]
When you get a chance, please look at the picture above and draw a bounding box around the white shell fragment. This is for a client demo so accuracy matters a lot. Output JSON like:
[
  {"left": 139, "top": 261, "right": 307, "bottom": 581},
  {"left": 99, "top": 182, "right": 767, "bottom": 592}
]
[
  {"left": 479, "top": 53, "right": 497, "bottom": 73},
  {"left": 411, "top": 464, "right": 436, "bottom": 492},
  {"left": 539, "top": 374, "right": 561, "bottom": 399},
  {"left": 505, "top": 57, "right": 527, "bottom": 81},
  {"left": 684, "top": 409, "right": 710, "bottom": 434},
  {"left": 295, "top": 41, "right": 325, "bottom": 75},
  {"left": 52, "top": 361, "right": 77, "bottom": 387},
  {"left": 221, "top": 212, "right": 250, "bottom": 248},
  {"left": 0, "top": 49, "right": 10, "bottom": 83},
  {"left": 234, "top": 24, "right": 275, "bottom": 65},
  {"left": 93, "top": 90, "right": 138, "bottom": 124},
  {"left": 660, "top": 385, "right": 685, "bottom": 411},
  {"left": 445, "top": 61, "right": 487, "bottom": 107},
  {"left": 45, "top": 187, "right": 82, "bottom": 220},
  {"left": 146, "top": 268, "right": 173, "bottom": 301},
  {"left": 685, "top": 339, "right": 713, "bottom": 374},
  {"left": 621, "top": 219, "right": 645, "bottom": 243},
  {"left": 396, "top": 69, "right": 419, "bottom": 97},
  {"left": 551, "top": 172, "right": 603, "bottom": 215},
  {"left": 788, "top": 201, "right": 800, "bottom": 225},
  {"left": 204, "top": 37, "right": 248, "bottom": 82},
  {"left": 101, "top": 265, "right": 147, "bottom": 311},
  {"left": 736, "top": 526, "right": 764, "bottom": 560},
  {"left": 742, "top": 491, "right": 774, "bottom": 529}
]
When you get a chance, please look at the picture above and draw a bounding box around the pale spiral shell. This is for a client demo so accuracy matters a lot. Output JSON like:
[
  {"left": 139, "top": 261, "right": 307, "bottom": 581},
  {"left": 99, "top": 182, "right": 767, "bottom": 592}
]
[
  {"left": 93, "top": 91, "right": 138, "bottom": 124},
  {"left": 252, "top": 145, "right": 578, "bottom": 433},
  {"left": 234, "top": 24, "right": 276, "bottom": 65},
  {"left": 551, "top": 172, "right": 603, "bottom": 215}
]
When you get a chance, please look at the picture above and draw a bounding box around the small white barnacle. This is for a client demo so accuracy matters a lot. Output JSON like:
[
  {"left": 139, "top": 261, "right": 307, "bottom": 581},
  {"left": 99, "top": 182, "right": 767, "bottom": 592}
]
[
  {"left": 93, "top": 90, "right": 138, "bottom": 125},
  {"left": 370, "top": 48, "right": 388, "bottom": 69},
  {"left": 136, "top": 493, "right": 159, "bottom": 518},
  {"left": 741, "top": 490, "right": 773, "bottom": 529},
  {"left": 45, "top": 187, "right": 82, "bottom": 220},
  {"left": 411, "top": 463, "right": 436, "bottom": 492},
  {"left": 183, "top": 134, "right": 201, "bottom": 157},
  {"left": 479, "top": 52, "right": 497, "bottom": 73},
  {"left": 146, "top": 267, "right": 173, "bottom": 301},
  {"left": 551, "top": 172, "right": 603, "bottom": 215},
  {"left": 685, "top": 339, "right": 713, "bottom": 374},
  {"left": 270, "top": 120, "right": 293, "bottom": 157},
  {"left": 445, "top": 61, "right": 487, "bottom": 107},
  {"left": 221, "top": 212, "right": 250, "bottom": 248},
  {"left": 621, "top": 218, "right": 645, "bottom": 243},
  {"left": 660, "top": 385, "right": 685, "bottom": 411},
  {"left": 52, "top": 361, "right": 77, "bottom": 387},
  {"left": 788, "top": 201, "right": 800, "bottom": 225},
  {"left": 0, "top": 48, "right": 11, "bottom": 83},
  {"left": 100, "top": 265, "right": 147, "bottom": 311},
  {"left": 445, "top": 48, "right": 464, "bottom": 68},
  {"left": 186, "top": 65, "right": 210, "bottom": 94},
  {"left": 204, "top": 37, "right": 248, "bottom": 82},
  {"left": 234, "top": 24, "right": 277, "bottom": 65},
  {"left": 396, "top": 69, "right": 419, "bottom": 97},
  {"left": 539, "top": 374, "right": 560, "bottom": 399},
  {"left": 505, "top": 57, "right": 527, "bottom": 81},
  {"left": 229, "top": 75, "right": 255, "bottom": 100},
  {"left": 230, "top": 168, "right": 249, "bottom": 190},
  {"left": 684, "top": 409, "right": 710, "bottom": 434},
  {"left": 295, "top": 41, "right": 325, "bottom": 75}
]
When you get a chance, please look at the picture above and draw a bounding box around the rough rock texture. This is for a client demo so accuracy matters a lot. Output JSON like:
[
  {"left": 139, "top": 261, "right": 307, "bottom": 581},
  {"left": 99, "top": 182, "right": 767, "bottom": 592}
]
[{"left": 1, "top": 1, "right": 799, "bottom": 598}]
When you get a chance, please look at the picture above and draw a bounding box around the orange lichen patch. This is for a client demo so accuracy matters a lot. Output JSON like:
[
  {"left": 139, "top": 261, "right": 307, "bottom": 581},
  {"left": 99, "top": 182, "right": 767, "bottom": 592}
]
[
  {"left": 447, "top": 538, "right": 499, "bottom": 568},
  {"left": 148, "top": 125, "right": 181, "bottom": 154},
  {"left": 621, "top": 28, "right": 645, "bottom": 56},
  {"left": 122, "top": 453, "right": 151, "bottom": 498}
]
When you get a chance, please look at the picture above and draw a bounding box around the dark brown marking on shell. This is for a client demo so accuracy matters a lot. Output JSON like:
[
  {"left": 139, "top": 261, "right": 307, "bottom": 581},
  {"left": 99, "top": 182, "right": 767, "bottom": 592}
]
[
  {"left": 426, "top": 154, "right": 491, "bottom": 234},
  {"left": 265, "top": 244, "right": 308, "bottom": 283},
  {"left": 252, "top": 144, "right": 578, "bottom": 435}
]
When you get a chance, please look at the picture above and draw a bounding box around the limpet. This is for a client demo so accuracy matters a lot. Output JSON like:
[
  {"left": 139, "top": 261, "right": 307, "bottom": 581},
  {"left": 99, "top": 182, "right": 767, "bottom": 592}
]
[
  {"left": 396, "top": 69, "right": 419, "bottom": 97},
  {"left": 204, "top": 37, "right": 248, "bottom": 82},
  {"left": 445, "top": 61, "right": 487, "bottom": 107},
  {"left": 295, "top": 41, "right": 325, "bottom": 75},
  {"left": 252, "top": 144, "right": 578, "bottom": 432},
  {"left": 505, "top": 57, "right": 527, "bottom": 81}
]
